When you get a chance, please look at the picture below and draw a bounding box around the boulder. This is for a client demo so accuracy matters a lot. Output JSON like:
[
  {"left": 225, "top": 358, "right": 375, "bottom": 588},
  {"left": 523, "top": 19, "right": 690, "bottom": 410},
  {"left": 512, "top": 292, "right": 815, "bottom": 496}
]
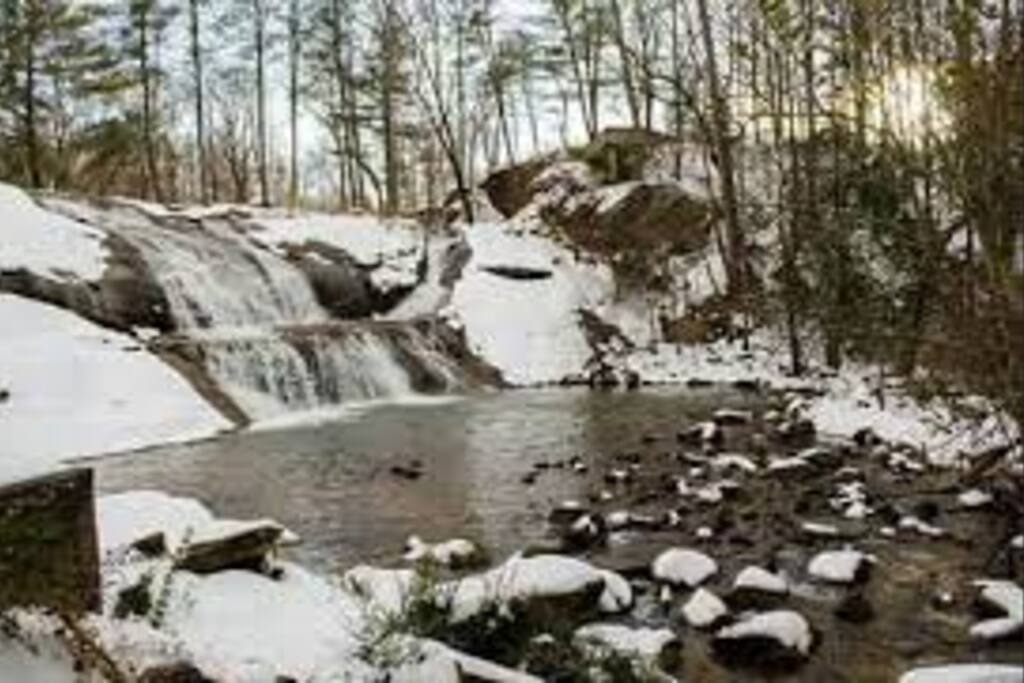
[
  {"left": 175, "top": 520, "right": 290, "bottom": 575},
  {"left": 138, "top": 663, "right": 216, "bottom": 683},
  {"left": 807, "top": 549, "right": 873, "bottom": 585}
]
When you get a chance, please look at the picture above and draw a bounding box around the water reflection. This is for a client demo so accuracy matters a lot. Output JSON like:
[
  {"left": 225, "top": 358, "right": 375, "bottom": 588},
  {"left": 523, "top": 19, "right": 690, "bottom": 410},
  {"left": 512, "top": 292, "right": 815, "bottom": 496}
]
[{"left": 94, "top": 386, "right": 760, "bottom": 572}]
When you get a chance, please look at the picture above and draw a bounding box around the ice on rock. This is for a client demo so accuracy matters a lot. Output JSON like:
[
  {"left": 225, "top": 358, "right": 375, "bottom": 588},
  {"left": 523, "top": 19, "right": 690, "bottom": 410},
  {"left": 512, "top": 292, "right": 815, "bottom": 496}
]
[
  {"left": 652, "top": 547, "right": 718, "bottom": 587},
  {"left": 682, "top": 587, "right": 728, "bottom": 628}
]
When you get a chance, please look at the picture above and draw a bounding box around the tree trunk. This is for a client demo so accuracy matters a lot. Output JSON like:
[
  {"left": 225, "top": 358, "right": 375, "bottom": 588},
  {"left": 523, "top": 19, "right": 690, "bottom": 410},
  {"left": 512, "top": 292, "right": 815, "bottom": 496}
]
[{"left": 189, "top": 0, "right": 207, "bottom": 203}]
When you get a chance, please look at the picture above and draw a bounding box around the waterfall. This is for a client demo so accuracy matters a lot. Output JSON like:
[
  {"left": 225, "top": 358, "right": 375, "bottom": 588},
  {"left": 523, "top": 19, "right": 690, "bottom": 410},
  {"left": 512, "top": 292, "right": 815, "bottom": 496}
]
[{"left": 46, "top": 199, "right": 463, "bottom": 420}]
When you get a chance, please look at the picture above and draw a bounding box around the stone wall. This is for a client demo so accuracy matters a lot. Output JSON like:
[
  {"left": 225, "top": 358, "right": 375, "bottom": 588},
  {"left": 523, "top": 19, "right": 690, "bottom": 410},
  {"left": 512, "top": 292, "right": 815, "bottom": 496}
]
[{"left": 0, "top": 468, "right": 100, "bottom": 614}]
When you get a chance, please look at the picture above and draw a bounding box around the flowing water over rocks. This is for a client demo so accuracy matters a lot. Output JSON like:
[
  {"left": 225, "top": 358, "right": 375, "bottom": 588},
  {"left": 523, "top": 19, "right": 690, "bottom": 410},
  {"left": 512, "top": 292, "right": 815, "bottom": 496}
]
[{"left": 35, "top": 197, "right": 472, "bottom": 422}]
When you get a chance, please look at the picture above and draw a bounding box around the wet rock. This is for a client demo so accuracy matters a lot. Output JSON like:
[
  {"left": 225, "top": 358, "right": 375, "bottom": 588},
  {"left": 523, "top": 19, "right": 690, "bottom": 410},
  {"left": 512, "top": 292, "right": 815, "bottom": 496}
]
[
  {"left": 712, "top": 610, "right": 813, "bottom": 671},
  {"left": 480, "top": 265, "right": 553, "bottom": 280},
  {"left": 138, "top": 663, "right": 216, "bottom": 683},
  {"left": 651, "top": 547, "right": 718, "bottom": 587},
  {"left": 389, "top": 463, "right": 423, "bottom": 480},
  {"left": 561, "top": 513, "right": 607, "bottom": 551},
  {"left": 0, "top": 388, "right": 9, "bottom": 403},
  {"left": 834, "top": 591, "right": 876, "bottom": 623},
  {"left": 129, "top": 531, "right": 167, "bottom": 558}
]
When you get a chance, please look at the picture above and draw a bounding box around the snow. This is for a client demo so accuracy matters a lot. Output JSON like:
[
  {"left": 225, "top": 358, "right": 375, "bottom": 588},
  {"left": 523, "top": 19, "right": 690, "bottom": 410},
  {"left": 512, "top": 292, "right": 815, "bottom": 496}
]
[
  {"left": 96, "top": 490, "right": 215, "bottom": 552},
  {"left": 0, "top": 294, "right": 230, "bottom": 481},
  {"left": 807, "top": 549, "right": 872, "bottom": 584},
  {"left": 715, "top": 610, "right": 813, "bottom": 656},
  {"left": 899, "top": 665, "right": 1024, "bottom": 683},
  {"left": 573, "top": 623, "right": 677, "bottom": 662},
  {"left": 444, "top": 554, "right": 605, "bottom": 623},
  {"left": 682, "top": 587, "right": 728, "bottom": 628},
  {"left": 442, "top": 220, "right": 653, "bottom": 385},
  {"left": 734, "top": 566, "right": 788, "bottom": 594},
  {"left": 0, "top": 182, "right": 108, "bottom": 281},
  {"left": 958, "top": 488, "right": 994, "bottom": 508},
  {"left": 651, "top": 547, "right": 718, "bottom": 587},
  {"left": 251, "top": 211, "right": 424, "bottom": 295}
]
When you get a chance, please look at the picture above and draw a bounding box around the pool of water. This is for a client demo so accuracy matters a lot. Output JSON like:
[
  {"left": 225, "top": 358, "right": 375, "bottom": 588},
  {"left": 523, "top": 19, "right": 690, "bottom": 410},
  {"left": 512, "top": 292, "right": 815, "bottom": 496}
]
[{"left": 93, "top": 387, "right": 763, "bottom": 572}]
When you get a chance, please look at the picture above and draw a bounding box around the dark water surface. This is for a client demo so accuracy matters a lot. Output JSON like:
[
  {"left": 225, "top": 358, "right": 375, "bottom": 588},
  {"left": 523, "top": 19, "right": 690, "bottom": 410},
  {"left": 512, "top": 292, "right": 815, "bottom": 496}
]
[{"left": 94, "top": 387, "right": 761, "bottom": 572}]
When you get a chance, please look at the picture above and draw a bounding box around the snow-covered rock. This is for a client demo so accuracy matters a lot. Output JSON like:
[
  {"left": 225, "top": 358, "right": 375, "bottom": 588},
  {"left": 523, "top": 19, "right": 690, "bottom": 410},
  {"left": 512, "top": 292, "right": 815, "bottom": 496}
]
[
  {"left": 734, "top": 566, "right": 788, "bottom": 595},
  {"left": 597, "top": 569, "right": 633, "bottom": 613},
  {"left": 899, "top": 665, "right": 1024, "bottom": 683},
  {"left": 651, "top": 548, "right": 718, "bottom": 587},
  {"left": 713, "top": 610, "right": 813, "bottom": 669},
  {"left": 971, "top": 580, "right": 1023, "bottom": 641},
  {"left": 807, "top": 549, "right": 873, "bottom": 584},
  {"left": 574, "top": 623, "right": 679, "bottom": 669},
  {"left": 682, "top": 587, "right": 728, "bottom": 628},
  {"left": 404, "top": 536, "right": 484, "bottom": 569}
]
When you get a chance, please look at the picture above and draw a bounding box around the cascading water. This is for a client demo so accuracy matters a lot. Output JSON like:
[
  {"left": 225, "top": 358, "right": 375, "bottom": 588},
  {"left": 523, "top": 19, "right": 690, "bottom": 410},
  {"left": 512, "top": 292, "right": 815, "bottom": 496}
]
[{"left": 45, "top": 199, "right": 463, "bottom": 420}]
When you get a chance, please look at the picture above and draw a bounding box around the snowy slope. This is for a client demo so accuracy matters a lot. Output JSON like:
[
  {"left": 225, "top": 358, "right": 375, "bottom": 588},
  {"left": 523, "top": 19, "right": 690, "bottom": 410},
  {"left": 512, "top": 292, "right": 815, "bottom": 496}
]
[
  {"left": 0, "top": 294, "right": 230, "bottom": 481},
  {"left": 0, "top": 182, "right": 108, "bottom": 281}
]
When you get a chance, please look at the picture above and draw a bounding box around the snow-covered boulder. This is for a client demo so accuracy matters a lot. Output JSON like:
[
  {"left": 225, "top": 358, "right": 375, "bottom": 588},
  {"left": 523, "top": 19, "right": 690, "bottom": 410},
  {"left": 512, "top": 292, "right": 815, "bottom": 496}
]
[
  {"left": 682, "top": 587, "right": 729, "bottom": 629},
  {"left": 651, "top": 548, "right": 718, "bottom": 587},
  {"left": 807, "top": 549, "right": 873, "bottom": 584},
  {"left": 971, "top": 580, "right": 1023, "bottom": 641},
  {"left": 730, "top": 565, "right": 788, "bottom": 609},
  {"left": 712, "top": 610, "right": 813, "bottom": 670}
]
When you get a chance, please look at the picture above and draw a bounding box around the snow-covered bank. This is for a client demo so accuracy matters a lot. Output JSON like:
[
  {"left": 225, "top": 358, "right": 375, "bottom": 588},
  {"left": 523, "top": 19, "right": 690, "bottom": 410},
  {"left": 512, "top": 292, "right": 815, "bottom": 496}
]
[
  {"left": 0, "top": 183, "right": 107, "bottom": 281},
  {"left": 0, "top": 294, "right": 230, "bottom": 481}
]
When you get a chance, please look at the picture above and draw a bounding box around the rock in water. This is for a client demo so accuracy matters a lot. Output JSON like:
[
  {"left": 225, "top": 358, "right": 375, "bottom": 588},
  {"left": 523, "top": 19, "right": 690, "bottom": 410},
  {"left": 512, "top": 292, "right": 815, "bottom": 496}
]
[
  {"left": 651, "top": 547, "right": 718, "bottom": 587},
  {"left": 712, "top": 610, "right": 813, "bottom": 671},
  {"left": 682, "top": 587, "right": 729, "bottom": 629},
  {"left": 807, "top": 549, "right": 873, "bottom": 585}
]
